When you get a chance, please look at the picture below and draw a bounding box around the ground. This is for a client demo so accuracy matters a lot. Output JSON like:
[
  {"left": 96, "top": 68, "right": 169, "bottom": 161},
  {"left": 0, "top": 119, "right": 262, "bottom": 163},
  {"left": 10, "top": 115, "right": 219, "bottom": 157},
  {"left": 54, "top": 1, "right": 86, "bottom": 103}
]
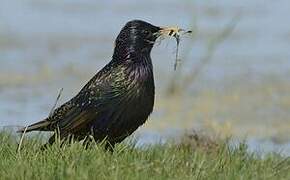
[{"left": 0, "top": 132, "right": 289, "bottom": 180}]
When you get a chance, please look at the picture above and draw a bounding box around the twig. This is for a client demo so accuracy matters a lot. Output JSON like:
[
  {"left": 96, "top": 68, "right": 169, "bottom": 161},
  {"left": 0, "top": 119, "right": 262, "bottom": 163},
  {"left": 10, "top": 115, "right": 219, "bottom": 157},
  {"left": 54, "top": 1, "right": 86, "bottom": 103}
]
[
  {"left": 49, "top": 88, "right": 63, "bottom": 117},
  {"left": 17, "top": 126, "right": 28, "bottom": 153},
  {"left": 173, "top": 31, "right": 192, "bottom": 71},
  {"left": 174, "top": 35, "right": 181, "bottom": 71}
]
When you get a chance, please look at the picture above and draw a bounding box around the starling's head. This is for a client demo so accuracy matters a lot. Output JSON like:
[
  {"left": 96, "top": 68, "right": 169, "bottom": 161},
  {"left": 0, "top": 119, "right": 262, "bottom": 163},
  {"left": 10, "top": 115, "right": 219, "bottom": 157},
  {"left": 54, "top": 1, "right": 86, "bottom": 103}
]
[
  {"left": 115, "top": 20, "right": 161, "bottom": 52},
  {"left": 113, "top": 20, "right": 190, "bottom": 60}
]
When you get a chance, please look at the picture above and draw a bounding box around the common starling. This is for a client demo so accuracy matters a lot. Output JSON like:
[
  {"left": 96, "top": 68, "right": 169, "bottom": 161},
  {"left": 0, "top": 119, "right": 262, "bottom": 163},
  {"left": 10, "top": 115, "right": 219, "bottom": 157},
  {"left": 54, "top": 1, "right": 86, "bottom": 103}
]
[{"left": 18, "top": 20, "right": 183, "bottom": 149}]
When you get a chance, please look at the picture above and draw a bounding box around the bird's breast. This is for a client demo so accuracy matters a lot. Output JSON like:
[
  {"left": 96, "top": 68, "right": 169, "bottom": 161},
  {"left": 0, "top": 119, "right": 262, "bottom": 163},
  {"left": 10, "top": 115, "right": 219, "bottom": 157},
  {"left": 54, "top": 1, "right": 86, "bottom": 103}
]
[
  {"left": 123, "top": 64, "right": 155, "bottom": 114},
  {"left": 93, "top": 60, "right": 155, "bottom": 141}
]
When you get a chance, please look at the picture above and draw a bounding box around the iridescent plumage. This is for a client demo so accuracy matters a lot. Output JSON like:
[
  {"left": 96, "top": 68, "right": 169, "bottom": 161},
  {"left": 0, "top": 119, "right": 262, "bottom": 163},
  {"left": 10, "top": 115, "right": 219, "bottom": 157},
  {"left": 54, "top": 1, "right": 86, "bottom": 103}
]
[{"left": 18, "top": 20, "right": 163, "bottom": 148}]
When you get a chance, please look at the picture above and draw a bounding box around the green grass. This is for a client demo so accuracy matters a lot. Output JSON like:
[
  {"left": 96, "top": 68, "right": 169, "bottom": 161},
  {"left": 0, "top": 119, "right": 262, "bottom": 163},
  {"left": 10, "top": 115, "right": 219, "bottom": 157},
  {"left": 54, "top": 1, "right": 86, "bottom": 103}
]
[{"left": 0, "top": 132, "right": 289, "bottom": 180}]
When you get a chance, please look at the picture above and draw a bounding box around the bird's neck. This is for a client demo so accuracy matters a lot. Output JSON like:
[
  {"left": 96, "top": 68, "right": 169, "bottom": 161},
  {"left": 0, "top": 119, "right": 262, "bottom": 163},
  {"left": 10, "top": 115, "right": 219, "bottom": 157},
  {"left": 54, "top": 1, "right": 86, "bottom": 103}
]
[
  {"left": 112, "top": 43, "right": 153, "bottom": 63},
  {"left": 111, "top": 43, "right": 154, "bottom": 85}
]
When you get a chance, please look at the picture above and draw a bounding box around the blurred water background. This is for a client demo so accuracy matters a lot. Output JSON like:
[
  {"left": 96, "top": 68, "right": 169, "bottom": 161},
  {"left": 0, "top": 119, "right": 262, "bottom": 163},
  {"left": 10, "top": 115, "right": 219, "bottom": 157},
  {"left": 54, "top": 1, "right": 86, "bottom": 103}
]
[{"left": 1, "top": 0, "right": 290, "bottom": 155}]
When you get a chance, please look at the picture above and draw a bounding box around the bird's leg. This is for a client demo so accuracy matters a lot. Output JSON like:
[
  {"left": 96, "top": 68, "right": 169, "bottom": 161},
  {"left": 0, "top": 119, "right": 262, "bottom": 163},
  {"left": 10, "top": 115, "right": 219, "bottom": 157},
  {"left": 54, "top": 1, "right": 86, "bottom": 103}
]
[
  {"left": 82, "top": 135, "right": 95, "bottom": 149},
  {"left": 105, "top": 141, "right": 116, "bottom": 153},
  {"left": 40, "top": 132, "right": 69, "bottom": 150},
  {"left": 40, "top": 134, "right": 57, "bottom": 151}
]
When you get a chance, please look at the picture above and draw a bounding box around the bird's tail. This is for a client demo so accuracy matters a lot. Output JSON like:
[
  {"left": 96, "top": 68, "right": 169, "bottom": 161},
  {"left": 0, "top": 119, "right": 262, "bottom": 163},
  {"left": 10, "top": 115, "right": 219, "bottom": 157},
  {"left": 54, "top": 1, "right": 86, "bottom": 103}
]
[{"left": 17, "top": 119, "right": 52, "bottom": 133}]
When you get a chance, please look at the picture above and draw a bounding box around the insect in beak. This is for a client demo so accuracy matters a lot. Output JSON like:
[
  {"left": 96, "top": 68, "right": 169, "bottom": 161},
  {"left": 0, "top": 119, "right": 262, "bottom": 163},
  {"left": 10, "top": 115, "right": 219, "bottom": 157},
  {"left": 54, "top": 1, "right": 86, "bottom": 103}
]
[
  {"left": 155, "top": 26, "right": 192, "bottom": 70},
  {"left": 157, "top": 27, "right": 192, "bottom": 39}
]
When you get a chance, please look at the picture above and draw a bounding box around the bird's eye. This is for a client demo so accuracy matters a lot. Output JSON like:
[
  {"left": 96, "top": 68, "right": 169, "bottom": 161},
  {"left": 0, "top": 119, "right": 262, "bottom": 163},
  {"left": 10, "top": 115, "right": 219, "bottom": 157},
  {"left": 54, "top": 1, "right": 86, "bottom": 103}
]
[{"left": 142, "top": 30, "right": 150, "bottom": 35}]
